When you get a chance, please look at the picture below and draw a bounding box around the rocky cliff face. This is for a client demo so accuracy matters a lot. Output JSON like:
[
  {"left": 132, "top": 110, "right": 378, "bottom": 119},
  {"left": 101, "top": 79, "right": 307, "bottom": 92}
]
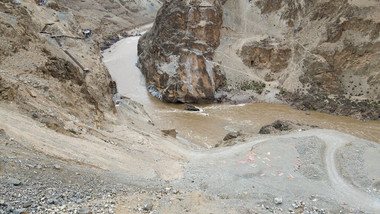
[
  {"left": 138, "top": 0, "right": 225, "bottom": 103},
  {"left": 56, "top": 0, "right": 163, "bottom": 40},
  {"left": 140, "top": 0, "right": 379, "bottom": 119},
  {"left": 0, "top": 0, "right": 117, "bottom": 133},
  {"left": 221, "top": 0, "right": 380, "bottom": 119},
  {"left": 238, "top": 39, "right": 292, "bottom": 74},
  {"left": 0, "top": 0, "right": 161, "bottom": 134}
]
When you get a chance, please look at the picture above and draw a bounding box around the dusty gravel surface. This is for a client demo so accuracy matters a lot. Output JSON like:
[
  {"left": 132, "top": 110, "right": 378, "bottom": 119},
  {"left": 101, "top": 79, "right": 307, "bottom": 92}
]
[{"left": 2, "top": 107, "right": 380, "bottom": 214}]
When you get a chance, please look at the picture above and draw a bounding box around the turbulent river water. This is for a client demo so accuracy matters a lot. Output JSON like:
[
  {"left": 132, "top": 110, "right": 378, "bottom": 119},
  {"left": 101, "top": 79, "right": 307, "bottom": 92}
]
[{"left": 103, "top": 35, "right": 380, "bottom": 147}]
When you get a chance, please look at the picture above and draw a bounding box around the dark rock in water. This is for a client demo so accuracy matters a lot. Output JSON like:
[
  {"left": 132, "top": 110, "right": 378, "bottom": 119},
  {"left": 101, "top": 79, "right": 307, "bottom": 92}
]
[
  {"left": 259, "top": 120, "right": 294, "bottom": 134},
  {"left": 184, "top": 104, "right": 200, "bottom": 111},
  {"left": 162, "top": 129, "right": 177, "bottom": 138},
  {"left": 272, "top": 120, "right": 292, "bottom": 131},
  {"left": 215, "top": 131, "right": 242, "bottom": 147},
  {"left": 223, "top": 132, "right": 241, "bottom": 141}
]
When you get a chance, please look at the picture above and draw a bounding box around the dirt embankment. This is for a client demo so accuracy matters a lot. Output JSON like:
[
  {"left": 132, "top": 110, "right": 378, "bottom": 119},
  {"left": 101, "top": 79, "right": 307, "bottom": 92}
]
[
  {"left": 0, "top": 0, "right": 162, "bottom": 134},
  {"left": 2, "top": 102, "right": 380, "bottom": 214},
  {"left": 0, "top": 1, "right": 196, "bottom": 213}
]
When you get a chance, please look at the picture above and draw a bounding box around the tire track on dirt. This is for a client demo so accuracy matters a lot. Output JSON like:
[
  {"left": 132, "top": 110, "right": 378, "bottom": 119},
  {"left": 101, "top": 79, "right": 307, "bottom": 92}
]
[{"left": 310, "top": 130, "right": 380, "bottom": 213}]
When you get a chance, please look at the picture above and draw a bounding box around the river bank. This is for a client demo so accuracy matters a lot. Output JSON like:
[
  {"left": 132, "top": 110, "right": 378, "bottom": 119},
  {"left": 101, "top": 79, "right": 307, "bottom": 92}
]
[
  {"left": 1, "top": 25, "right": 379, "bottom": 214},
  {"left": 1, "top": 1, "right": 380, "bottom": 212},
  {"left": 103, "top": 35, "right": 380, "bottom": 147}
]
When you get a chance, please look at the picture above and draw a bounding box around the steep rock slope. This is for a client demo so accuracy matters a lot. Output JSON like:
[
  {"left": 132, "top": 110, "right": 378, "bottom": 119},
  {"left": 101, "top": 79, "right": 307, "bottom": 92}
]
[
  {"left": 55, "top": 0, "right": 163, "bottom": 43},
  {"left": 218, "top": 0, "right": 380, "bottom": 119},
  {"left": 0, "top": 0, "right": 161, "bottom": 133},
  {"left": 138, "top": 0, "right": 225, "bottom": 103},
  {"left": 139, "top": 0, "right": 380, "bottom": 119}
]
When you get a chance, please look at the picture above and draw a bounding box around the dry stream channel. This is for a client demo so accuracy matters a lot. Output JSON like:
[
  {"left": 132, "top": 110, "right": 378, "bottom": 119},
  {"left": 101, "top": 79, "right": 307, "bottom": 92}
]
[{"left": 103, "top": 35, "right": 380, "bottom": 148}]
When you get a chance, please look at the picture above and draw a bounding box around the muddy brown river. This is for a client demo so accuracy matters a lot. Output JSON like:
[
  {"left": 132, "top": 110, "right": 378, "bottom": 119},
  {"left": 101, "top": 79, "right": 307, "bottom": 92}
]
[{"left": 103, "top": 35, "right": 380, "bottom": 147}]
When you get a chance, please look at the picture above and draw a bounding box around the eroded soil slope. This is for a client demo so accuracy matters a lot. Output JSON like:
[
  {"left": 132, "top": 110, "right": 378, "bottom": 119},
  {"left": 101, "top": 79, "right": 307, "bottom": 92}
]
[
  {"left": 0, "top": 0, "right": 162, "bottom": 134},
  {"left": 217, "top": 0, "right": 380, "bottom": 120}
]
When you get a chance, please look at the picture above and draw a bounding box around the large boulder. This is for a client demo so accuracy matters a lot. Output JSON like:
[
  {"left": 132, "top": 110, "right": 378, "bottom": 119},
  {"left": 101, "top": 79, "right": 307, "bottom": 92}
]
[{"left": 138, "top": 0, "right": 225, "bottom": 103}]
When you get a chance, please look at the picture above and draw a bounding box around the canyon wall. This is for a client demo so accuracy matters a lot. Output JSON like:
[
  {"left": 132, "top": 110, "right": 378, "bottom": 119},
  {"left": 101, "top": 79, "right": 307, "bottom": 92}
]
[
  {"left": 220, "top": 0, "right": 380, "bottom": 119},
  {"left": 138, "top": 0, "right": 225, "bottom": 103},
  {"left": 139, "top": 0, "right": 380, "bottom": 119}
]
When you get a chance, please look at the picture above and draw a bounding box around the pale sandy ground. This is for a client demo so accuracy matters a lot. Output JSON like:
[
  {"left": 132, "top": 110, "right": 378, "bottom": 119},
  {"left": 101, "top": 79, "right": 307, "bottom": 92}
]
[{"left": 1, "top": 75, "right": 380, "bottom": 213}]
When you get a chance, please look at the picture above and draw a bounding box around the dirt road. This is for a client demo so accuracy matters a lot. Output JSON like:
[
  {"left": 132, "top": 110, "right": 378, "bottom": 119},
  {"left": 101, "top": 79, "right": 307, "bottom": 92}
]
[{"left": 173, "top": 129, "right": 380, "bottom": 213}]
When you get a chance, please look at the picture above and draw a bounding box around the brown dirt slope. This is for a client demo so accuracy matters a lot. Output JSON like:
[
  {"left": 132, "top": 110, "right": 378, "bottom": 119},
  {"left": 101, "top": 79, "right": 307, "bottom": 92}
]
[
  {"left": 217, "top": 0, "right": 380, "bottom": 120},
  {"left": 0, "top": 0, "right": 162, "bottom": 134}
]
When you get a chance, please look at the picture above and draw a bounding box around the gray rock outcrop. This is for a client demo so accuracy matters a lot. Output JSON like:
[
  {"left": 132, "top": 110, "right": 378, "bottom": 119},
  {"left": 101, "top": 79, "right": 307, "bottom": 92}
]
[
  {"left": 138, "top": 0, "right": 226, "bottom": 103},
  {"left": 221, "top": 0, "right": 380, "bottom": 120}
]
